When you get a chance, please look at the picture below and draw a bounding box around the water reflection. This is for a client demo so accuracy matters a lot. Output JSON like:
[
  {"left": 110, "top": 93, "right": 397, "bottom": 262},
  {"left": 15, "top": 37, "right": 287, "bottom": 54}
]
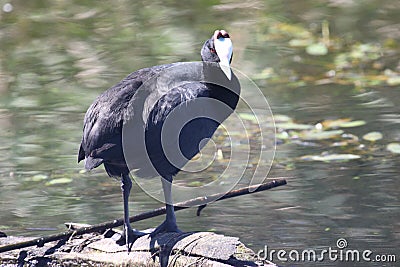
[{"left": 0, "top": 0, "right": 399, "bottom": 265}]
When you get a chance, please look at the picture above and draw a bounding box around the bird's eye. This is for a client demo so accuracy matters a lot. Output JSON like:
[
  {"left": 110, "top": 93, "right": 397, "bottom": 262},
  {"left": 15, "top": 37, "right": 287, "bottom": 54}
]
[
  {"left": 210, "top": 47, "right": 216, "bottom": 53},
  {"left": 216, "top": 32, "right": 230, "bottom": 39}
]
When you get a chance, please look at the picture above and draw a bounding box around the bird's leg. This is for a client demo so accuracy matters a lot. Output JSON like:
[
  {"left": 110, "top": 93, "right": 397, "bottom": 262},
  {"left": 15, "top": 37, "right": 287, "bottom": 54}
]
[
  {"left": 119, "top": 173, "right": 146, "bottom": 252},
  {"left": 150, "top": 176, "right": 182, "bottom": 237}
]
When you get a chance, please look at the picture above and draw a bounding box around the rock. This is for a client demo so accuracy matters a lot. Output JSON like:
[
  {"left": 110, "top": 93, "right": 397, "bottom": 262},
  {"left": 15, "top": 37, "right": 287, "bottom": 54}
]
[{"left": 0, "top": 231, "right": 277, "bottom": 267}]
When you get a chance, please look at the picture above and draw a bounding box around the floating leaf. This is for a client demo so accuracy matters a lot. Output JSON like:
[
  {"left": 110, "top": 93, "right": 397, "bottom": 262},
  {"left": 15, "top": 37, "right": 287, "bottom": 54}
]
[
  {"left": 362, "top": 131, "right": 383, "bottom": 141},
  {"left": 273, "top": 23, "right": 312, "bottom": 39},
  {"left": 299, "top": 130, "right": 343, "bottom": 140},
  {"left": 238, "top": 113, "right": 257, "bottom": 122},
  {"left": 216, "top": 149, "right": 223, "bottom": 160},
  {"left": 45, "top": 178, "right": 73, "bottom": 186},
  {"left": 289, "top": 38, "right": 312, "bottom": 47},
  {"left": 322, "top": 119, "right": 365, "bottom": 129},
  {"left": 31, "top": 174, "right": 48, "bottom": 182},
  {"left": 342, "top": 133, "right": 359, "bottom": 143},
  {"left": 252, "top": 68, "right": 275, "bottom": 80},
  {"left": 339, "top": 120, "right": 366, "bottom": 128},
  {"left": 292, "top": 140, "right": 319, "bottom": 147},
  {"left": 331, "top": 141, "right": 349, "bottom": 147},
  {"left": 275, "top": 122, "right": 314, "bottom": 130},
  {"left": 321, "top": 118, "right": 351, "bottom": 129},
  {"left": 276, "top": 131, "right": 290, "bottom": 140},
  {"left": 301, "top": 153, "right": 361, "bottom": 162},
  {"left": 387, "top": 143, "right": 400, "bottom": 154},
  {"left": 273, "top": 114, "right": 292, "bottom": 123},
  {"left": 187, "top": 181, "right": 204, "bottom": 187},
  {"left": 387, "top": 76, "right": 400, "bottom": 86},
  {"left": 306, "top": 43, "right": 328, "bottom": 56}
]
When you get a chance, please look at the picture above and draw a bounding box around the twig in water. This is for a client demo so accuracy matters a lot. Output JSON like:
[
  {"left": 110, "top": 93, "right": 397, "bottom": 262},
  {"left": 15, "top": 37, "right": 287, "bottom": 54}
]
[{"left": 0, "top": 178, "right": 287, "bottom": 253}]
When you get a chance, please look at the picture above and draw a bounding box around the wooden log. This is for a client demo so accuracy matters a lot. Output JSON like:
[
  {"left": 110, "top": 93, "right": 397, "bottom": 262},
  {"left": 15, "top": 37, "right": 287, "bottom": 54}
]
[{"left": 0, "top": 230, "right": 277, "bottom": 266}]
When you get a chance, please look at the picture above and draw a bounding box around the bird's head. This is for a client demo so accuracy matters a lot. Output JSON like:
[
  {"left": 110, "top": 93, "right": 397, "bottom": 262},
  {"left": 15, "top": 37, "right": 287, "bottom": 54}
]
[{"left": 201, "top": 29, "right": 233, "bottom": 80}]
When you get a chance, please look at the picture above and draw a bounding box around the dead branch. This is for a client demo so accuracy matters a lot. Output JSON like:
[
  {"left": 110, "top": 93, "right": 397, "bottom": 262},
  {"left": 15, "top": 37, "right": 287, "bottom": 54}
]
[{"left": 0, "top": 178, "right": 287, "bottom": 253}]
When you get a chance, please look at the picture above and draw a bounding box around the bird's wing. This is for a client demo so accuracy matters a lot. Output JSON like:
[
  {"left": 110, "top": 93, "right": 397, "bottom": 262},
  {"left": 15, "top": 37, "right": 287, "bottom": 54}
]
[
  {"left": 143, "top": 82, "right": 221, "bottom": 167},
  {"left": 78, "top": 65, "right": 172, "bottom": 165},
  {"left": 78, "top": 83, "right": 136, "bottom": 167}
]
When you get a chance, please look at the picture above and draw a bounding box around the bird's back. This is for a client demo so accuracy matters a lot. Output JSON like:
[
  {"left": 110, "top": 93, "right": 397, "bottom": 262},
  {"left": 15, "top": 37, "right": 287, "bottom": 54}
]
[{"left": 78, "top": 64, "right": 175, "bottom": 177}]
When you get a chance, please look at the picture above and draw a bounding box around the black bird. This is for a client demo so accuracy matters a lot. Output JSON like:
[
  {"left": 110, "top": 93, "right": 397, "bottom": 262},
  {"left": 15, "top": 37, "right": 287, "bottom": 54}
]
[{"left": 78, "top": 29, "right": 241, "bottom": 251}]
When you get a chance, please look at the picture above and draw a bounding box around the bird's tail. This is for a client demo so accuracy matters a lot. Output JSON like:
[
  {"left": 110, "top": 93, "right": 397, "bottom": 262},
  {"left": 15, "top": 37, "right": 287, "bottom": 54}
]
[{"left": 84, "top": 157, "right": 103, "bottom": 170}]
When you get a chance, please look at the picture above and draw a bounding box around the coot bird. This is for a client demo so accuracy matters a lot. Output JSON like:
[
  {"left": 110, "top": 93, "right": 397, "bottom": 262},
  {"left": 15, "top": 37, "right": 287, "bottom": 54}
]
[{"left": 78, "top": 29, "right": 241, "bottom": 251}]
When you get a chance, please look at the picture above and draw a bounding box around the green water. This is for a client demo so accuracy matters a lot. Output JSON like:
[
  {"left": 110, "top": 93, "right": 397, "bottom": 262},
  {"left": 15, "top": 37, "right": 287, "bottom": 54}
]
[{"left": 0, "top": 1, "right": 399, "bottom": 266}]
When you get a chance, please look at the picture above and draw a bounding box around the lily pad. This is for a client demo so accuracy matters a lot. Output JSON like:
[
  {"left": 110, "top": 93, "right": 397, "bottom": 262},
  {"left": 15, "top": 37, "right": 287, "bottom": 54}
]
[
  {"left": 321, "top": 118, "right": 366, "bottom": 130},
  {"left": 45, "top": 177, "right": 73, "bottom": 186},
  {"left": 321, "top": 118, "right": 351, "bottom": 129},
  {"left": 306, "top": 43, "right": 328, "bottom": 56},
  {"left": 238, "top": 113, "right": 257, "bottom": 122},
  {"left": 30, "top": 174, "right": 49, "bottom": 182},
  {"left": 339, "top": 120, "right": 366, "bottom": 128},
  {"left": 387, "top": 143, "right": 400, "bottom": 154},
  {"left": 187, "top": 181, "right": 204, "bottom": 187},
  {"left": 216, "top": 149, "right": 224, "bottom": 160},
  {"left": 289, "top": 38, "right": 312, "bottom": 47},
  {"left": 387, "top": 76, "right": 400, "bottom": 86},
  {"left": 273, "top": 114, "right": 292, "bottom": 123},
  {"left": 276, "top": 131, "right": 290, "bottom": 140},
  {"left": 299, "top": 130, "right": 344, "bottom": 140},
  {"left": 301, "top": 153, "right": 361, "bottom": 162},
  {"left": 362, "top": 131, "right": 383, "bottom": 141}
]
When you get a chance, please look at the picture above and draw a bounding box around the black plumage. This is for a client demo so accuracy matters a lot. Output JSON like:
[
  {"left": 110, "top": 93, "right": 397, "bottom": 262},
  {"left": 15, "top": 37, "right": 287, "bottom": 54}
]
[{"left": 78, "top": 29, "right": 240, "bottom": 251}]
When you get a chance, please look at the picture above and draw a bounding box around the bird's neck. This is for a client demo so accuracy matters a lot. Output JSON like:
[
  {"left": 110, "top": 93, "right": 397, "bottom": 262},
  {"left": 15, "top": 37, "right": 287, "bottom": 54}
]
[{"left": 202, "top": 62, "right": 240, "bottom": 110}]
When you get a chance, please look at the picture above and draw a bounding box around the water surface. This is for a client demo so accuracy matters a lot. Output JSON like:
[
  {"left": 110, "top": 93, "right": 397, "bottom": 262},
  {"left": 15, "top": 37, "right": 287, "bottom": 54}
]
[{"left": 0, "top": 1, "right": 399, "bottom": 266}]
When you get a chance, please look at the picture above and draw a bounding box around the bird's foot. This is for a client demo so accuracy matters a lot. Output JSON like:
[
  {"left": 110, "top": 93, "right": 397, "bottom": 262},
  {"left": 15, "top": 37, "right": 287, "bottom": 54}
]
[
  {"left": 116, "top": 227, "right": 148, "bottom": 252},
  {"left": 150, "top": 220, "right": 182, "bottom": 238}
]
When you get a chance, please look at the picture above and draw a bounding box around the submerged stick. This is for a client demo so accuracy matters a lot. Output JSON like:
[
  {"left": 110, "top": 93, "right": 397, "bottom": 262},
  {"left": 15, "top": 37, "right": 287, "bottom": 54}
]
[{"left": 0, "top": 178, "right": 287, "bottom": 253}]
